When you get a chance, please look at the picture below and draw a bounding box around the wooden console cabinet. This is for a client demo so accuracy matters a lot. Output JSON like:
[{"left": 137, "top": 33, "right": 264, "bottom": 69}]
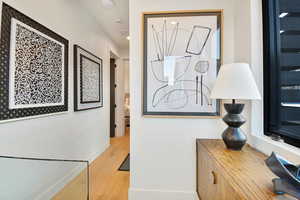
[{"left": 196, "top": 139, "right": 296, "bottom": 200}]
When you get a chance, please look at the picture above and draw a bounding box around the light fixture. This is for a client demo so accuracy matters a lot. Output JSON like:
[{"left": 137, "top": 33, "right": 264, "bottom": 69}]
[
  {"left": 279, "top": 12, "right": 288, "bottom": 18},
  {"left": 210, "top": 63, "right": 261, "bottom": 151},
  {"left": 280, "top": 30, "right": 285, "bottom": 34},
  {"left": 126, "top": 36, "right": 130, "bottom": 40},
  {"left": 102, "top": 0, "right": 115, "bottom": 8},
  {"left": 170, "top": 21, "right": 178, "bottom": 25}
]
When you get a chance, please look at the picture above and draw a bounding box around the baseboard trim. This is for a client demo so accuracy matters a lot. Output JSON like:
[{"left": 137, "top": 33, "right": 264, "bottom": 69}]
[{"left": 128, "top": 188, "right": 199, "bottom": 200}]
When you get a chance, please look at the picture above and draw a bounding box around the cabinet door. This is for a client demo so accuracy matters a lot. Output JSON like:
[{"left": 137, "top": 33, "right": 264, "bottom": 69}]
[
  {"left": 197, "top": 144, "right": 242, "bottom": 200},
  {"left": 197, "top": 145, "right": 215, "bottom": 199},
  {"left": 211, "top": 165, "right": 242, "bottom": 200}
]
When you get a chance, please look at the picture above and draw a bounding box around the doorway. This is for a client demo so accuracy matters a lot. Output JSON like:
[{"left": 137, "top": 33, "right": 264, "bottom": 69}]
[
  {"left": 124, "top": 59, "right": 130, "bottom": 129},
  {"left": 109, "top": 53, "right": 130, "bottom": 139},
  {"left": 110, "top": 58, "right": 116, "bottom": 138}
]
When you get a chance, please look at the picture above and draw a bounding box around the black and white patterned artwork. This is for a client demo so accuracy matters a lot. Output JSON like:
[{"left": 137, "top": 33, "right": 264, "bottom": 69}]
[
  {"left": 143, "top": 12, "right": 222, "bottom": 117},
  {"left": 80, "top": 55, "right": 101, "bottom": 103},
  {"left": 9, "top": 19, "right": 65, "bottom": 108},
  {"left": 74, "top": 45, "right": 103, "bottom": 111},
  {"left": 0, "top": 3, "right": 69, "bottom": 121}
]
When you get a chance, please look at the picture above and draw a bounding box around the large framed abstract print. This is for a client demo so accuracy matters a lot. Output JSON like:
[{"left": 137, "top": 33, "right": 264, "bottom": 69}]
[
  {"left": 74, "top": 45, "right": 103, "bottom": 111},
  {"left": 0, "top": 3, "right": 69, "bottom": 122},
  {"left": 142, "top": 11, "right": 222, "bottom": 117}
]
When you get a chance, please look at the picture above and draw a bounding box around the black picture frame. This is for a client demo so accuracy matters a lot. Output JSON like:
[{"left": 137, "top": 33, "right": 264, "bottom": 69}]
[
  {"left": 0, "top": 3, "right": 69, "bottom": 121},
  {"left": 142, "top": 11, "right": 222, "bottom": 117},
  {"left": 74, "top": 45, "right": 103, "bottom": 111}
]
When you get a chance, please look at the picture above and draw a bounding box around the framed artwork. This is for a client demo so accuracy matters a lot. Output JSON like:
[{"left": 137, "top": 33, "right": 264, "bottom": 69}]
[
  {"left": 74, "top": 45, "right": 103, "bottom": 111},
  {"left": 142, "top": 10, "right": 222, "bottom": 117},
  {"left": 0, "top": 3, "right": 69, "bottom": 122}
]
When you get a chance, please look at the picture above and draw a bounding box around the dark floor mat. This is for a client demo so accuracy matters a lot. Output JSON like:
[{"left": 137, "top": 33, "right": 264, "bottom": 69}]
[{"left": 118, "top": 154, "right": 130, "bottom": 171}]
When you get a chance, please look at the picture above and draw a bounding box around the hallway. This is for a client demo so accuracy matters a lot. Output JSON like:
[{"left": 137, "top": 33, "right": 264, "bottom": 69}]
[
  {"left": 53, "top": 129, "right": 130, "bottom": 200},
  {"left": 90, "top": 129, "right": 130, "bottom": 200}
]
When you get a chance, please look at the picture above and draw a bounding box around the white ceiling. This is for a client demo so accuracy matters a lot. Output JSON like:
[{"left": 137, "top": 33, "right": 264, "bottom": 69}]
[{"left": 78, "top": 0, "right": 129, "bottom": 49}]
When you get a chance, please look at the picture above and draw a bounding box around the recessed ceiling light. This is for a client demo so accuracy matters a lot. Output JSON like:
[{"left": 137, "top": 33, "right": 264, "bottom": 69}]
[
  {"left": 102, "top": 0, "right": 115, "bottom": 8},
  {"left": 126, "top": 36, "right": 130, "bottom": 40},
  {"left": 279, "top": 12, "right": 288, "bottom": 18},
  {"left": 170, "top": 21, "right": 178, "bottom": 25}
]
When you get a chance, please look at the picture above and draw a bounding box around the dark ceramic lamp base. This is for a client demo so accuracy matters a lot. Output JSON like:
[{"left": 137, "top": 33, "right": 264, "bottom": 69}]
[{"left": 222, "top": 103, "right": 247, "bottom": 151}]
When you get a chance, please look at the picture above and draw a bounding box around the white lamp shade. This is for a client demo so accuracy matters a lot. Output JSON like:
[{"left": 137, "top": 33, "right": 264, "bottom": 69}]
[{"left": 210, "top": 63, "right": 261, "bottom": 100}]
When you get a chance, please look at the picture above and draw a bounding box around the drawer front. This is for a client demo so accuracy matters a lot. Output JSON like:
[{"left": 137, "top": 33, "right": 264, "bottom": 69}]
[{"left": 197, "top": 144, "right": 242, "bottom": 200}]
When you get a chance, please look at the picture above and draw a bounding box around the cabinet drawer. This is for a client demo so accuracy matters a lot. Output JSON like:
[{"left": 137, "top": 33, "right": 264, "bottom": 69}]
[{"left": 197, "top": 144, "right": 242, "bottom": 200}]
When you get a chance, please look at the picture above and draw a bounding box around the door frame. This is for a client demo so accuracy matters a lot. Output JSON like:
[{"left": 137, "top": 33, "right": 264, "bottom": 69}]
[{"left": 110, "top": 58, "right": 116, "bottom": 137}]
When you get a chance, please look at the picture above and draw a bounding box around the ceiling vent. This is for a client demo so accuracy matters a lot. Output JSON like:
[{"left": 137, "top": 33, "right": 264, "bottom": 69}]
[
  {"left": 102, "top": 0, "right": 115, "bottom": 8},
  {"left": 120, "top": 29, "right": 129, "bottom": 36}
]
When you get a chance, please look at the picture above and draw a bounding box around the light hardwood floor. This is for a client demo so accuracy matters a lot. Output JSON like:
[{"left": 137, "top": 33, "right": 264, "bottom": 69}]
[{"left": 53, "top": 129, "right": 130, "bottom": 200}]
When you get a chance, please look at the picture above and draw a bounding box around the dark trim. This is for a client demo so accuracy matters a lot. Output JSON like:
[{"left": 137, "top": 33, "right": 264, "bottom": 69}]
[
  {"left": 263, "top": 0, "right": 300, "bottom": 147},
  {"left": 79, "top": 54, "right": 101, "bottom": 104},
  {"left": 0, "top": 3, "right": 68, "bottom": 121},
  {"left": 263, "top": 0, "right": 281, "bottom": 135},
  {"left": 75, "top": 45, "right": 103, "bottom": 62},
  {"left": 142, "top": 11, "right": 222, "bottom": 117},
  {"left": 74, "top": 45, "right": 103, "bottom": 112},
  {"left": 74, "top": 44, "right": 79, "bottom": 111},
  {"left": 0, "top": 155, "right": 88, "bottom": 163},
  {"left": 110, "top": 58, "right": 116, "bottom": 138},
  {"left": 263, "top": 0, "right": 271, "bottom": 136}
]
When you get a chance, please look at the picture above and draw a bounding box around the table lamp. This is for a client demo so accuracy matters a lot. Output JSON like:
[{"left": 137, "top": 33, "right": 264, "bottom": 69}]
[{"left": 211, "top": 63, "right": 261, "bottom": 150}]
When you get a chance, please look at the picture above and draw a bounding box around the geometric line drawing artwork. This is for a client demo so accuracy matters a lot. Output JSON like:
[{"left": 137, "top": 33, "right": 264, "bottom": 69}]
[
  {"left": 186, "top": 25, "right": 211, "bottom": 55},
  {"left": 0, "top": 3, "right": 69, "bottom": 122},
  {"left": 74, "top": 45, "right": 103, "bottom": 112},
  {"left": 80, "top": 55, "right": 101, "bottom": 104},
  {"left": 142, "top": 11, "right": 222, "bottom": 117},
  {"left": 194, "top": 60, "right": 210, "bottom": 106}
]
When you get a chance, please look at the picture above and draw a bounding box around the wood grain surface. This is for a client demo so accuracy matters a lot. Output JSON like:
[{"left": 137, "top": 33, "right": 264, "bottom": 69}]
[{"left": 197, "top": 139, "right": 297, "bottom": 200}]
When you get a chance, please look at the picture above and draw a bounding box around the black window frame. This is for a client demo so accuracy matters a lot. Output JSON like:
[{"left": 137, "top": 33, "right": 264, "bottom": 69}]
[{"left": 263, "top": 0, "right": 300, "bottom": 148}]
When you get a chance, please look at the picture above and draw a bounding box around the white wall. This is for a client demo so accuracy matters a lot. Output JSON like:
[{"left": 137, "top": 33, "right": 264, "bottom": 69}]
[
  {"left": 124, "top": 60, "right": 130, "bottom": 95},
  {"left": 120, "top": 48, "right": 130, "bottom": 59},
  {"left": 0, "top": 0, "right": 119, "bottom": 199},
  {"left": 129, "top": 0, "right": 300, "bottom": 199},
  {"left": 129, "top": 0, "right": 237, "bottom": 199}
]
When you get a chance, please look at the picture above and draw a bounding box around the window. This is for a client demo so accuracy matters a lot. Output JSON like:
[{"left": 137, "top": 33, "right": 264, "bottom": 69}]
[{"left": 263, "top": 0, "right": 300, "bottom": 147}]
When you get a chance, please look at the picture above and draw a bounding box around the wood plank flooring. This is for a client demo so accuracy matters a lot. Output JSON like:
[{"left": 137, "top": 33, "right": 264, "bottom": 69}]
[{"left": 53, "top": 129, "right": 130, "bottom": 200}]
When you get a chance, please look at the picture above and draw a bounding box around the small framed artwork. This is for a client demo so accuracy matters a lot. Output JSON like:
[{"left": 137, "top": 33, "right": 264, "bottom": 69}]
[
  {"left": 0, "top": 3, "right": 69, "bottom": 122},
  {"left": 142, "top": 10, "right": 223, "bottom": 117},
  {"left": 74, "top": 45, "right": 103, "bottom": 111}
]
